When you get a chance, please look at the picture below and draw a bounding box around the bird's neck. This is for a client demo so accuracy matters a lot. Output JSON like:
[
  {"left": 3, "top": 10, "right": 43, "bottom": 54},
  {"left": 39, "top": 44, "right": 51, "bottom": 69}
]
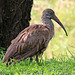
[{"left": 41, "top": 18, "right": 54, "bottom": 29}]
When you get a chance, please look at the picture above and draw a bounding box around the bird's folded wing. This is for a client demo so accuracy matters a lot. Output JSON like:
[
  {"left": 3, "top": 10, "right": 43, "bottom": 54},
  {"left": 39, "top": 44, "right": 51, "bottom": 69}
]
[{"left": 2, "top": 25, "right": 49, "bottom": 63}]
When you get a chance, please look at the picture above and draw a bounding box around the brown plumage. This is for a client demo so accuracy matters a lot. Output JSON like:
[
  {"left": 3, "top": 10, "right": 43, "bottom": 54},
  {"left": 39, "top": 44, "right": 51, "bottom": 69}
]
[{"left": 2, "top": 9, "right": 68, "bottom": 64}]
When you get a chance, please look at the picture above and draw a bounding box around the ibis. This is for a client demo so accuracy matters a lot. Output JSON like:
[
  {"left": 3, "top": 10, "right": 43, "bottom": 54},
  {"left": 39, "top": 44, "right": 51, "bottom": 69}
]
[{"left": 2, "top": 9, "right": 68, "bottom": 65}]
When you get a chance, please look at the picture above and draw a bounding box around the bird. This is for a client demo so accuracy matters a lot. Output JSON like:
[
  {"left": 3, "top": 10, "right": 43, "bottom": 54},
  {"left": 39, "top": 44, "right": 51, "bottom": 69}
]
[{"left": 2, "top": 8, "right": 68, "bottom": 65}]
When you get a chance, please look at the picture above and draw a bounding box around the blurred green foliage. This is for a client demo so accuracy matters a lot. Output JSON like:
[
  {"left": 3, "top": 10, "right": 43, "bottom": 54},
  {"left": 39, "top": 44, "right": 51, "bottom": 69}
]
[{"left": 30, "top": 0, "right": 75, "bottom": 59}]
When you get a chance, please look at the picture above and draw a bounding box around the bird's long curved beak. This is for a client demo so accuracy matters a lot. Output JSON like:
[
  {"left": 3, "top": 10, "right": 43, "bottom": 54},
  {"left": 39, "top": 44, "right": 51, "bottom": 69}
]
[{"left": 52, "top": 14, "right": 68, "bottom": 36}]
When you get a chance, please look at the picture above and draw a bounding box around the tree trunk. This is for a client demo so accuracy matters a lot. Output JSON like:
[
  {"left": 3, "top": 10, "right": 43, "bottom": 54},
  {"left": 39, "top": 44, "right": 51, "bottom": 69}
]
[{"left": 0, "top": 0, "right": 33, "bottom": 49}]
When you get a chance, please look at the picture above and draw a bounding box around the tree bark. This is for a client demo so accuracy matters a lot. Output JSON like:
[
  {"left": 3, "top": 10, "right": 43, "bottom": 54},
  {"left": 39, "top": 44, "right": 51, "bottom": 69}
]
[{"left": 0, "top": 0, "right": 33, "bottom": 49}]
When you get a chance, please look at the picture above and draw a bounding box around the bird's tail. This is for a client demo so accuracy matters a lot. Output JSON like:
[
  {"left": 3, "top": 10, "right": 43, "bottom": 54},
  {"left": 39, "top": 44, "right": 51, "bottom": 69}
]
[{"left": 2, "top": 45, "right": 16, "bottom": 63}]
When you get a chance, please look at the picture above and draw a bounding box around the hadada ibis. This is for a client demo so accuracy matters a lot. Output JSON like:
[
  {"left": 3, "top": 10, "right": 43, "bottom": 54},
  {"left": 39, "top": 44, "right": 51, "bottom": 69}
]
[{"left": 2, "top": 9, "right": 68, "bottom": 65}]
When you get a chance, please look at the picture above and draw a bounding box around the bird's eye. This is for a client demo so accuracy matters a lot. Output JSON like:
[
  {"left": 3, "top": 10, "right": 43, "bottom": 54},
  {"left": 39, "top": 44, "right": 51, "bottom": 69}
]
[{"left": 50, "top": 12, "right": 54, "bottom": 15}]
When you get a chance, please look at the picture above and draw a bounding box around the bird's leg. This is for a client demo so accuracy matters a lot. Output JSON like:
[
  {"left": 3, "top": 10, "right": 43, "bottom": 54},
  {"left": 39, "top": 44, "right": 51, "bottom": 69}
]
[
  {"left": 30, "top": 57, "right": 33, "bottom": 62},
  {"left": 36, "top": 55, "right": 39, "bottom": 64},
  {"left": 5, "top": 58, "right": 11, "bottom": 67}
]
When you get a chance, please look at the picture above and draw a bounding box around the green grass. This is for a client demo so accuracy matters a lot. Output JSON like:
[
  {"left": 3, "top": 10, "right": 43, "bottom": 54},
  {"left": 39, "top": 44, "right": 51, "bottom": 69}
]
[
  {"left": 0, "top": 0, "right": 75, "bottom": 75},
  {"left": 0, "top": 53, "right": 75, "bottom": 75}
]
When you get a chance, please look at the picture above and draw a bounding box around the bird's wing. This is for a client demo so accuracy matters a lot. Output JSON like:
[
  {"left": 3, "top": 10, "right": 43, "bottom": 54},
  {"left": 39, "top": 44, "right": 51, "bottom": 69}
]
[{"left": 2, "top": 24, "right": 50, "bottom": 63}]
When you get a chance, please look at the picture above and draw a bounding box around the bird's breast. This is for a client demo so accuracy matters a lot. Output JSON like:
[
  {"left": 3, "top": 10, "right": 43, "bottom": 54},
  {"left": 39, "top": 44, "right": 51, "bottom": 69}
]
[{"left": 44, "top": 26, "right": 54, "bottom": 47}]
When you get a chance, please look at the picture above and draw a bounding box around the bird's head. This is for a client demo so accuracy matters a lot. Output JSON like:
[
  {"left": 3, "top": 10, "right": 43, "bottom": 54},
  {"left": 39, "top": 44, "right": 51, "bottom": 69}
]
[{"left": 42, "top": 9, "right": 68, "bottom": 36}]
